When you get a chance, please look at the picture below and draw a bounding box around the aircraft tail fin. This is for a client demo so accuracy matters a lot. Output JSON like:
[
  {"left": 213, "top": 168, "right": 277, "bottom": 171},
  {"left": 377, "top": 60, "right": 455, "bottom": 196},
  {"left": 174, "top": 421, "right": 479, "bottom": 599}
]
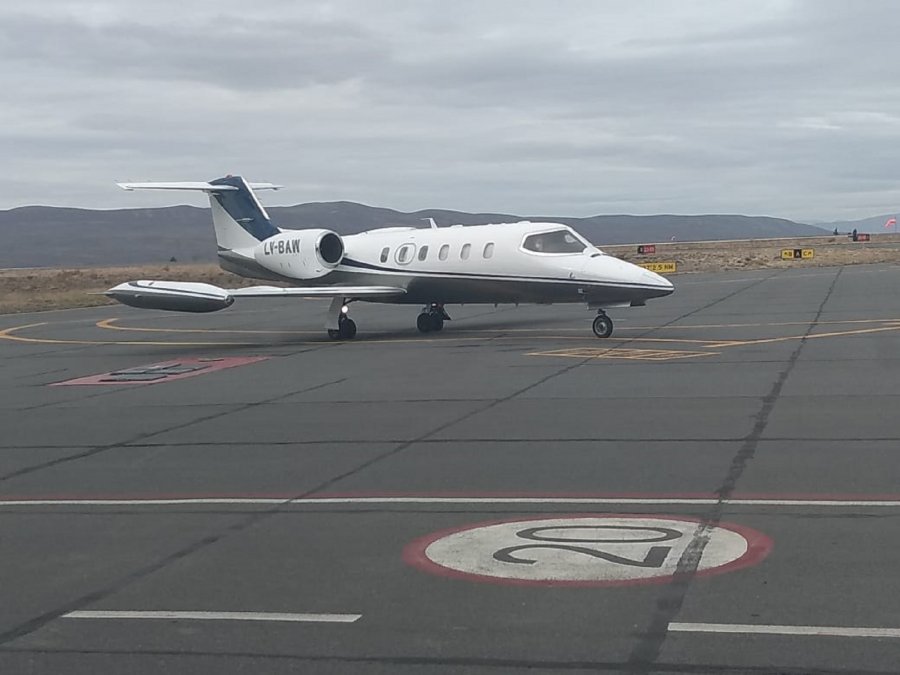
[{"left": 117, "top": 176, "right": 282, "bottom": 251}]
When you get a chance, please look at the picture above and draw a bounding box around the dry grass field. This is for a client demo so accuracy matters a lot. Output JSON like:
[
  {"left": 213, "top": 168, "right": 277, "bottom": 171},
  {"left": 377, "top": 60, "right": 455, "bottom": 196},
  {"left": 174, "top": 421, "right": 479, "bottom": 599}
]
[
  {"left": 3, "top": 234, "right": 900, "bottom": 314},
  {"left": 0, "top": 264, "right": 256, "bottom": 314}
]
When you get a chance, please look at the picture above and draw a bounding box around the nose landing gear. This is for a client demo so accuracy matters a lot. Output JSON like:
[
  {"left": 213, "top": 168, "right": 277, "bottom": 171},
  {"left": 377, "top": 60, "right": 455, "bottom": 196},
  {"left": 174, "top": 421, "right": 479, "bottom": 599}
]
[
  {"left": 417, "top": 303, "right": 450, "bottom": 333},
  {"left": 328, "top": 314, "right": 357, "bottom": 340},
  {"left": 326, "top": 298, "right": 357, "bottom": 340},
  {"left": 592, "top": 310, "right": 613, "bottom": 338}
]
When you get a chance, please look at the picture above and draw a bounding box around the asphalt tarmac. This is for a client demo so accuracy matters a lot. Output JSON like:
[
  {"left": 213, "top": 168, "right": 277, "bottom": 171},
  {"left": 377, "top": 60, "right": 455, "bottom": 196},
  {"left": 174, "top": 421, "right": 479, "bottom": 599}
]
[{"left": 1, "top": 264, "right": 900, "bottom": 674}]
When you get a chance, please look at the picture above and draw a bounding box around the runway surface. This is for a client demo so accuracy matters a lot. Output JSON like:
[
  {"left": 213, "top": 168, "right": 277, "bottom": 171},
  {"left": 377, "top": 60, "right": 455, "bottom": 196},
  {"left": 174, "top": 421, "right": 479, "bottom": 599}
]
[{"left": 2, "top": 264, "right": 900, "bottom": 674}]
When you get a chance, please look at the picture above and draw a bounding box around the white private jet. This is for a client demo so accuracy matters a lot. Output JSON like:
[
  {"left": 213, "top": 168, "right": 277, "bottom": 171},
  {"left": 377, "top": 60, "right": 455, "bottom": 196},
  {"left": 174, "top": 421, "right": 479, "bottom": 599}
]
[{"left": 107, "top": 175, "right": 674, "bottom": 338}]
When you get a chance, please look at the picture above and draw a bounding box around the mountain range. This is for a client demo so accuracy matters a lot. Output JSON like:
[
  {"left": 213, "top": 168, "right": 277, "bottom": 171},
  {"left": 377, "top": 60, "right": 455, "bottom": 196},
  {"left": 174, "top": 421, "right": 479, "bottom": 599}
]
[{"left": 0, "top": 201, "right": 830, "bottom": 268}]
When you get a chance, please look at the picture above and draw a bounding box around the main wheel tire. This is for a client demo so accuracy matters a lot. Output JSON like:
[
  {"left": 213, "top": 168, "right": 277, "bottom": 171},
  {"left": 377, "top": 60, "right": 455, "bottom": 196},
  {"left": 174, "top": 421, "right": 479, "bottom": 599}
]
[
  {"left": 417, "top": 313, "right": 433, "bottom": 333},
  {"left": 592, "top": 314, "right": 613, "bottom": 338},
  {"left": 327, "top": 329, "right": 341, "bottom": 340},
  {"left": 430, "top": 314, "right": 444, "bottom": 332},
  {"left": 339, "top": 317, "right": 357, "bottom": 339}
]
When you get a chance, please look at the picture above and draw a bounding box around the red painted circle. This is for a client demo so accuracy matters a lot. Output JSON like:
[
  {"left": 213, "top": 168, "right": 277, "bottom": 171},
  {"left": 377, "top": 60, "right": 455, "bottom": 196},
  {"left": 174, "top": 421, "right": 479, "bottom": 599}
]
[{"left": 403, "top": 514, "right": 773, "bottom": 587}]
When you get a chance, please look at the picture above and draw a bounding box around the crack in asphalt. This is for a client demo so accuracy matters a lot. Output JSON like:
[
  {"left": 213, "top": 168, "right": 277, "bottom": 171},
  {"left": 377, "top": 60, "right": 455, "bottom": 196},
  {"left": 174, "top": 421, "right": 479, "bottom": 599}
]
[{"left": 625, "top": 267, "right": 845, "bottom": 673}]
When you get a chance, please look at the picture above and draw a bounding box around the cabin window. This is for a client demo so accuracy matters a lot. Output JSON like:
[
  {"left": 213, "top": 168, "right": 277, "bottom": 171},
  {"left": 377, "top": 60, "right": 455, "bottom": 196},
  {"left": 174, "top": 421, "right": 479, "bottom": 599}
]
[
  {"left": 380, "top": 247, "right": 390, "bottom": 263},
  {"left": 461, "top": 243, "right": 471, "bottom": 260},
  {"left": 395, "top": 243, "right": 415, "bottom": 265},
  {"left": 522, "top": 229, "right": 587, "bottom": 254},
  {"left": 483, "top": 242, "right": 495, "bottom": 259},
  {"left": 418, "top": 245, "right": 429, "bottom": 261},
  {"left": 439, "top": 244, "right": 450, "bottom": 260}
]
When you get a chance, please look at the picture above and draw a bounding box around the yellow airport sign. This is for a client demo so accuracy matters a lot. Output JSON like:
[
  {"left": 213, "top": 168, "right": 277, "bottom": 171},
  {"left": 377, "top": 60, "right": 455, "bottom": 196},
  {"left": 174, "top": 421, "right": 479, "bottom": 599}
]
[
  {"left": 638, "top": 261, "right": 677, "bottom": 273},
  {"left": 781, "top": 248, "right": 815, "bottom": 260}
]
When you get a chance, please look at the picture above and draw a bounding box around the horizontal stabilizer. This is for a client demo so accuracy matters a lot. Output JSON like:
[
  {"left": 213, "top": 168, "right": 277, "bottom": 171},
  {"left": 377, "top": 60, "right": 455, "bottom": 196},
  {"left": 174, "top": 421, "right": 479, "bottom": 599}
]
[{"left": 117, "top": 181, "right": 282, "bottom": 192}]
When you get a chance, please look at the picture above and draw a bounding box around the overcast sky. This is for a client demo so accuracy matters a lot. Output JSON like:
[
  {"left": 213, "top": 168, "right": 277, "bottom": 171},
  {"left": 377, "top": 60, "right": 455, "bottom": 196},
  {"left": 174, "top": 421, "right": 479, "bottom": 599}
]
[{"left": 2, "top": 0, "right": 900, "bottom": 221}]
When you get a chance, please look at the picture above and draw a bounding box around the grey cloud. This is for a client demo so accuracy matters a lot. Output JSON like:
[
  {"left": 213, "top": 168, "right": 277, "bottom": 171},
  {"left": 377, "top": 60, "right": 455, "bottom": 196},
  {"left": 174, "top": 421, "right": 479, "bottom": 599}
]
[
  {"left": 0, "top": 13, "right": 389, "bottom": 90},
  {"left": 2, "top": 0, "right": 900, "bottom": 221}
]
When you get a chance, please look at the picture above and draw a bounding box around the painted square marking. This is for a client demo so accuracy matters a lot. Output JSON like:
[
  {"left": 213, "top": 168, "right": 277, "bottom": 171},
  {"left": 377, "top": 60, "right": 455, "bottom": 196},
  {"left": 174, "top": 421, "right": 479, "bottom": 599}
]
[{"left": 51, "top": 356, "right": 269, "bottom": 386}]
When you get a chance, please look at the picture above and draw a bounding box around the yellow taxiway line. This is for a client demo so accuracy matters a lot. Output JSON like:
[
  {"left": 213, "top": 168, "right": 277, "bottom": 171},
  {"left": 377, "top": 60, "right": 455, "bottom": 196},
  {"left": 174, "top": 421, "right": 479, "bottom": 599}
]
[
  {"left": 2, "top": 317, "right": 900, "bottom": 358},
  {"left": 0, "top": 322, "right": 262, "bottom": 347},
  {"left": 95, "top": 318, "right": 320, "bottom": 335}
]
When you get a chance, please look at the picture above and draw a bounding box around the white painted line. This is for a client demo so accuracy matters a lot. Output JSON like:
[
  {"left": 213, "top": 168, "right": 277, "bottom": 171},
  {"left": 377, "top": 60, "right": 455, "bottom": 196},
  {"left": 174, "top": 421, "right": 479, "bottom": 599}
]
[
  {"left": 669, "top": 622, "right": 900, "bottom": 639},
  {"left": 64, "top": 610, "right": 361, "bottom": 623},
  {"left": 2, "top": 497, "right": 900, "bottom": 507},
  {"left": 0, "top": 498, "right": 289, "bottom": 506},
  {"left": 290, "top": 497, "right": 900, "bottom": 507}
]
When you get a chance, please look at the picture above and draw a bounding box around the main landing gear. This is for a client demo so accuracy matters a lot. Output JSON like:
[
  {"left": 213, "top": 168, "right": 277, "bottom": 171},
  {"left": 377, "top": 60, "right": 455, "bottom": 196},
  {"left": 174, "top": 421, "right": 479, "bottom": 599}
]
[
  {"left": 326, "top": 298, "right": 357, "bottom": 340},
  {"left": 592, "top": 310, "right": 614, "bottom": 338},
  {"left": 417, "top": 303, "right": 451, "bottom": 333}
]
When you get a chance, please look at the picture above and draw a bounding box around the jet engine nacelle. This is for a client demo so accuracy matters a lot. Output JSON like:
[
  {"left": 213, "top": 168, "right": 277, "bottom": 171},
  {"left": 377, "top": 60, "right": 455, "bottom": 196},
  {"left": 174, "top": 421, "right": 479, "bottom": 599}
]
[{"left": 253, "top": 229, "right": 344, "bottom": 279}]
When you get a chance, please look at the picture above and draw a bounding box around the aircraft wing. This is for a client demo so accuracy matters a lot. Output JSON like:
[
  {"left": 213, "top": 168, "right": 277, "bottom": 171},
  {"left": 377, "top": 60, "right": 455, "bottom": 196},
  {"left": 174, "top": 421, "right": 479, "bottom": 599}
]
[
  {"left": 105, "top": 280, "right": 406, "bottom": 313},
  {"left": 229, "top": 285, "right": 405, "bottom": 298}
]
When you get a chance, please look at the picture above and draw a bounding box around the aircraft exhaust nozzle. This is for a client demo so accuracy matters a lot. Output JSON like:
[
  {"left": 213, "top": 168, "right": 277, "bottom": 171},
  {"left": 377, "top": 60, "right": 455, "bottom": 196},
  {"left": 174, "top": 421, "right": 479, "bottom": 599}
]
[{"left": 105, "top": 281, "right": 234, "bottom": 313}]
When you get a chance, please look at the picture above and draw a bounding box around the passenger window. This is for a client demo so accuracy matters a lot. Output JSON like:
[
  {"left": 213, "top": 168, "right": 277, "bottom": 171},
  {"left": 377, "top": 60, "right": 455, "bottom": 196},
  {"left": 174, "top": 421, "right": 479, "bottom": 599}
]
[
  {"left": 395, "top": 243, "right": 415, "bottom": 265},
  {"left": 439, "top": 244, "right": 449, "bottom": 261},
  {"left": 418, "top": 245, "right": 429, "bottom": 261},
  {"left": 461, "top": 243, "right": 471, "bottom": 260},
  {"left": 483, "top": 242, "right": 494, "bottom": 259},
  {"left": 380, "top": 247, "right": 389, "bottom": 263}
]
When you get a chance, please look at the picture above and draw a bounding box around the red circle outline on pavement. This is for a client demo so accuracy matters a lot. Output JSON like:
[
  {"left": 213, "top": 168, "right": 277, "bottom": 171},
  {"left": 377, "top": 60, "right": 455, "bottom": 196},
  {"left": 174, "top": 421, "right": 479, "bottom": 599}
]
[{"left": 403, "top": 513, "right": 773, "bottom": 587}]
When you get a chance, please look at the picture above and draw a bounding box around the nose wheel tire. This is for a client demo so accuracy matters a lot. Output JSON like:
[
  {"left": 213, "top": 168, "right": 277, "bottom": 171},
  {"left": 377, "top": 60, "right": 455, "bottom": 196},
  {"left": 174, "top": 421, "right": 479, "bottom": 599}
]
[
  {"left": 340, "top": 318, "right": 357, "bottom": 339},
  {"left": 417, "top": 313, "right": 444, "bottom": 333},
  {"left": 329, "top": 316, "right": 357, "bottom": 340},
  {"left": 592, "top": 313, "right": 613, "bottom": 338}
]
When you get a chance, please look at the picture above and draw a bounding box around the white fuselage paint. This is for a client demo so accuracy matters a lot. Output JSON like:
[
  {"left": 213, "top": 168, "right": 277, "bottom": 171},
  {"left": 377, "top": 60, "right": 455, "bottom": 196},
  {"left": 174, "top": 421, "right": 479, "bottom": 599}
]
[{"left": 229, "top": 221, "right": 674, "bottom": 307}]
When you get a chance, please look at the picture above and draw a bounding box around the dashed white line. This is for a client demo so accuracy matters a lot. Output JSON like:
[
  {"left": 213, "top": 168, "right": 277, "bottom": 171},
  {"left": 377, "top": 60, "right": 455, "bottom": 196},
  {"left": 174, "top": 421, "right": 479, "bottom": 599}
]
[
  {"left": 669, "top": 622, "right": 900, "bottom": 639},
  {"left": 63, "top": 610, "right": 361, "bottom": 623}
]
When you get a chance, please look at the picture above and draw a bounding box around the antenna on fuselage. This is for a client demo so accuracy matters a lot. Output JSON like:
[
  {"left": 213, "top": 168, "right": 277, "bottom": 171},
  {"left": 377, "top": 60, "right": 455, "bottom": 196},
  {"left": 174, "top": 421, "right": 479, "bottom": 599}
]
[{"left": 422, "top": 217, "right": 438, "bottom": 229}]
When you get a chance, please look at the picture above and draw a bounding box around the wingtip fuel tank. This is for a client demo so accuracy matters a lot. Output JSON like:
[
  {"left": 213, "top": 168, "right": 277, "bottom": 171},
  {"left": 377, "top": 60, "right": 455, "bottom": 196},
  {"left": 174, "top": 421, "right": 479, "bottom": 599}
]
[{"left": 105, "top": 281, "right": 234, "bottom": 313}]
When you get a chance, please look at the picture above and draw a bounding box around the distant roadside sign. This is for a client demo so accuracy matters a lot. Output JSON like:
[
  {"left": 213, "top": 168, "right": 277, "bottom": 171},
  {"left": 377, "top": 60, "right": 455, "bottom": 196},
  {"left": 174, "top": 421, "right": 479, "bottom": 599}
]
[
  {"left": 854, "top": 233, "right": 871, "bottom": 242},
  {"left": 637, "top": 244, "right": 656, "bottom": 255},
  {"left": 781, "top": 248, "right": 814, "bottom": 260},
  {"left": 639, "top": 261, "right": 677, "bottom": 273}
]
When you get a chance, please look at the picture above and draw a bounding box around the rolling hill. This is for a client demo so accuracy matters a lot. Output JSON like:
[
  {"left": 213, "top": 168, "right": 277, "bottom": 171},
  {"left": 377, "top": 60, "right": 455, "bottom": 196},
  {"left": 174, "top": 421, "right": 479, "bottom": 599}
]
[{"left": 0, "top": 202, "right": 825, "bottom": 268}]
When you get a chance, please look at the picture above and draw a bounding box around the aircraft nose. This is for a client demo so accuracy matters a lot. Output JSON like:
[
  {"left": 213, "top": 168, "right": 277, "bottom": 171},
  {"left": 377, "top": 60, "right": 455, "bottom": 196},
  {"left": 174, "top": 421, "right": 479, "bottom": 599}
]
[
  {"left": 641, "top": 268, "right": 675, "bottom": 293},
  {"left": 581, "top": 255, "right": 674, "bottom": 296}
]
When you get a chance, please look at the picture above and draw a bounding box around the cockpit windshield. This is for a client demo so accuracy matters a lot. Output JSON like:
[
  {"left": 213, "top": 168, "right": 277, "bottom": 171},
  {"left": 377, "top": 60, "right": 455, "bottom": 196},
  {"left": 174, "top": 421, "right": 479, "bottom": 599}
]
[{"left": 522, "top": 229, "right": 588, "bottom": 254}]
